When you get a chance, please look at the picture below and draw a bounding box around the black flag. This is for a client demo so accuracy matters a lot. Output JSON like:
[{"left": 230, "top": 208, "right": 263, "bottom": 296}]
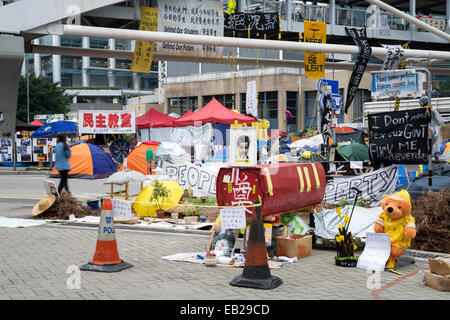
[{"left": 344, "top": 27, "right": 372, "bottom": 114}]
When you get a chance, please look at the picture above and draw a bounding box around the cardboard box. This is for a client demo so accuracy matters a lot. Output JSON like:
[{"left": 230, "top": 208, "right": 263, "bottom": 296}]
[
  {"left": 424, "top": 270, "right": 450, "bottom": 292},
  {"left": 428, "top": 257, "right": 450, "bottom": 276},
  {"left": 275, "top": 235, "right": 312, "bottom": 258}
]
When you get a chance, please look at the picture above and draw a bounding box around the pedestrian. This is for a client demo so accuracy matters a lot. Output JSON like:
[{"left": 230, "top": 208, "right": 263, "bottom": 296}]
[{"left": 55, "top": 133, "right": 72, "bottom": 194}]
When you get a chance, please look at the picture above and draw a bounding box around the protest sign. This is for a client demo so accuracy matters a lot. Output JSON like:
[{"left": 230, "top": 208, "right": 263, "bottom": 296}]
[
  {"left": 246, "top": 80, "right": 257, "bottom": 118},
  {"left": 344, "top": 27, "right": 371, "bottom": 114},
  {"left": 368, "top": 108, "right": 429, "bottom": 164},
  {"left": 157, "top": 0, "right": 224, "bottom": 57},
  {"left": 229, "top": 126, "right": 257, "bottom": 166},
  {"left": 112, "top": 199, "right": 132, "bottom": 220},
  {"left": 357, "top": 232, "right": 391, "bottom": 272},
  {"left": 130, "top": 6, "right": 158, "bottom": 73},
  {"left": 224, "top": 12, "right": 279, "bottom": 36},
  {"left": 220, "top": 208, "right": 246, "bottom": 230},
  {"left": 78, "top": 110, "right": 135, "bottom": 134},
  {"left": 381, "top": 45, "right": 404, "bottom": 71},
  {"left": 371, "top": 70, "right": 421, "bottom": 99},
  {"left": 322, "top": 166, "right": 398, "bottom": 205},
  {"left": 162, "top": 162, "right": 222, "bottom": 197},
  {"left": 304, "top": 20, "right": 326, "bottom": 79}
]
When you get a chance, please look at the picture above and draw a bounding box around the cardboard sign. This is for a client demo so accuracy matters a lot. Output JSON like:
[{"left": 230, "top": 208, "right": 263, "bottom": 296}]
[
  {"left": 219, "top": 208, "right": 246, "bottom": 229},
  {"left": 357, "top": 232, "right": 391, "bottom": 271},
  {"left": 130, "top": 6, "right": 158, "bottom": 73},
  {"left": 78, "top": 110, "right": 135, "bottom": 134},
  {"left": 42, "top": 180, "right": 58, "bottom": 196},
  {"left": 368, "top": 108, "right": 429, "bottom": 164},
  {"left": 112, "top": 199, "right": 132, "bottom": 220},
  {"left": 304, "top": 20, "right": 326, "bottom": 79}
]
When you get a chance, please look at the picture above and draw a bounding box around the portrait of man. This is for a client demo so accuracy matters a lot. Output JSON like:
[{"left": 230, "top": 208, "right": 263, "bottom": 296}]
[{"left": 237, "top": 135, "right": 250, "bottom": 161}]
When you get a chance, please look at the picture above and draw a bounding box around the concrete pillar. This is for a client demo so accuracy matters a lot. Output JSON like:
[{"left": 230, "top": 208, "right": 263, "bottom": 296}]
[
  {"left": 21, "top": 58, "right": 26, "bottom": 76},
  {"left": 108, "top": 38, "right": 116, "bottom": 87},
  {"left": 298, "top": 75, "right": 304, "bottom": 131},
  {"left": 278, "top": 90, "right": 287, "bottom": 131},
  {"left": 410, "top": 0, "right": 416, "bottom": 33},
  {"left": 82, "top": 36, "right": 90, "bottom": 87},
  {"left": 52, "top": 35, "right": 61, "bottom": 85},
  {"left": 33, "top": 38, "right": 41, "bottom": 77},
  {"left": 130, "top": 40, "right": 139, "bottom": 90},
  {"left": 330, "top": 0, "right": 336, "bottom": 33},
  {"left": 446, "top": 0, "right": 450, "bottom": 33},
  {"left": 0, "top": 35, "right": 24, "bottom": 139}
]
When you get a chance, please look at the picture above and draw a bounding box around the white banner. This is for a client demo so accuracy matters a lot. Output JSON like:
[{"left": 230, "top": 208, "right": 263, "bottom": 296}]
[
  {"left": 381, "top": 45, "right": 404, "bottom": 71},
  {"left": 322, "top": 166, "right": 398, "bottom": 205},
  {"left": 357, "top": 232, "right": 391, "bottom": 272},
  {"left": 246, "top": 80, "right": 257, "bottom": 118},
  {"left": 220, "top": 208, "right": 246, "bottom": 229},
  {"left": 149, "top": 124, "right": 213, "bottom": 146},
  {"left": 289, "top": 134, "right": 324, "bottom": 149},
  {"left": 157, "top": 0, "right": 224, "bottom": 57},
  {"left": 78, "top": 110, "right": 136, "bottom": 134},
  {"left": 162, "top": 161, "right": 224, "bottom": 197},
  {"left": 371, "top": 70, "right": 422, "bottom": 99}
]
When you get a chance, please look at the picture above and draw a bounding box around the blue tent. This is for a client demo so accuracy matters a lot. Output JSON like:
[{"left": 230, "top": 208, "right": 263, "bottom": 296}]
[{"left": 30, "top": 121, "right": 77, "bottom": 138}]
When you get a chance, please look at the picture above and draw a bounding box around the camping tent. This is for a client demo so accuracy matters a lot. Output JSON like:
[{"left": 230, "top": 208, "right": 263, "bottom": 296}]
[
  {"left": 31, "top": 121, "right": 77, "bottom": 138},
  {"left": 29, "top": 119, "right": 44, "bottom": 126},
  {"left": 119, "top": 141, "right": 160, "bottom": 174},
  {"left": 50, "top": 143, "right": 116, "bottom": 179},
  {"left": 172, "top": 98, "right": 255, "bottom": 127},
  {"left": 136, "top": 108, "right": 175, "bottom": 128},
  {"left": 160, "top": 110, "right": 194, "bottom": 127}
]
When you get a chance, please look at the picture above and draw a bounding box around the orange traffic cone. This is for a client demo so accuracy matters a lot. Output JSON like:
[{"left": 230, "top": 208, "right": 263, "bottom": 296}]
[
  {"left": 80, "top": 197, "right": 133, "bottom": 272},
  {"left": 230, "top": 200, "right": 282, "bottom": 289}
]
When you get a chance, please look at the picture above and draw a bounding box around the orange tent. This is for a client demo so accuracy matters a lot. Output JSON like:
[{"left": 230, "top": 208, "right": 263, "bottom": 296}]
[
  {"left": 119, "top": 141, "right": 160, "bottom": 175},
  {"left": 336, "top": 126, "right": 355, "bottom": 133}
]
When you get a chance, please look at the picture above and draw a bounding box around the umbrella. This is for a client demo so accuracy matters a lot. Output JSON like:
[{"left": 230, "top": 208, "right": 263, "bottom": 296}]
[
  {"left": 336, "top": 141, "right": 369, "bottom": 162},
  {"left": 133, "top": 180, "right": 184, "bottom": 217},
  {"left": 30, "top": 121, "right": 77, "bottom": 138},
  {"left": 285, "top": 110, "right": 293, "bottom": 118},
  {"left": 109, "top": 138, "right": 130, "bottom": 164}
]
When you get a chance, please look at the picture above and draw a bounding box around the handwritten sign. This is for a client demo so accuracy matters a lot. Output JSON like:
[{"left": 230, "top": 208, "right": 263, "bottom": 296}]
[
  {"left": 371, "top": 70, "right": 421, "bottom": 99},
  {"left": 219, "top": 208, "right": 246, "bottom": 229},
  {"left": 368, "top": 108, "right": 429, "bottom": 164},
  {"left": 357, "top": 232, "right": 391, "bottom": 271},
  {"left": 112, "top": 199, "right": 132, "bottom": 220},
  {"left": 246, "top": 80, "right": 257, "bottom": 118}
]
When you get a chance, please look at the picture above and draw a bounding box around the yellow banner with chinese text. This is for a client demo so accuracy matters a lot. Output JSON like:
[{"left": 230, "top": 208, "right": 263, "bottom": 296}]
[
  {"left": 304, "top": 20, "right": 326, "bottom": 79},
  {"left": 130, "top": 7, "right": 158, "bottom": 73}
]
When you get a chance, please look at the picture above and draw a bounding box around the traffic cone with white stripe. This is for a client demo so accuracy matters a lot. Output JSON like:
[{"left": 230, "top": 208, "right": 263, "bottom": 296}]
[
  {"left": 230, "top": 200, "right": 282, "bottom": 289},
  {"left": 80, "top": 197, "right": 133, "bottom": 272}
]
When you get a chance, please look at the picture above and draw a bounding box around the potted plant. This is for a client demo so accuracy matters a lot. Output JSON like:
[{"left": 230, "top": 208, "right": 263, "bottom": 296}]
[
  {"left": 150, "top": 180, "right": 171, "bottom": 219},
  {"left": 334, "top": 188, "right": 362, "bottom": 267},
  {"left": 183, "top": 207, "right": 201, "bottom": 225}
]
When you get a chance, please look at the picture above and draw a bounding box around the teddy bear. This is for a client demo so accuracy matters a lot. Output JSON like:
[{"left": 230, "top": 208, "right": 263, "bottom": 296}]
[{"left": 374, "top": 190, "right": 416, "bottom": 269}]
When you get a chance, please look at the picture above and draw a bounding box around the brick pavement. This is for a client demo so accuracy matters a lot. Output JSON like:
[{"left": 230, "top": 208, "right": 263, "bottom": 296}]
[{"left": 0, "top": 220, "right": 448, "bottom": 300}]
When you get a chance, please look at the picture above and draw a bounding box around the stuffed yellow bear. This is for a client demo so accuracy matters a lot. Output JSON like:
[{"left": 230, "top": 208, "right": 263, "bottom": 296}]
[{"left": 374, "top": 190, "right": 416, "bottom": 269}]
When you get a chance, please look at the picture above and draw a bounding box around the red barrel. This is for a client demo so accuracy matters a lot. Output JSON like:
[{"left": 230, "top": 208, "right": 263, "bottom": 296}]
[{"left": 216, "top": 163, "right": 326, "bottom": 217}]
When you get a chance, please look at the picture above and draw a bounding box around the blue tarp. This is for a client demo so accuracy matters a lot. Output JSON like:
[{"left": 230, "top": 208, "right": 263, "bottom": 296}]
[{"left": 30, "top": 121, "right": 77, "bottom": 138}]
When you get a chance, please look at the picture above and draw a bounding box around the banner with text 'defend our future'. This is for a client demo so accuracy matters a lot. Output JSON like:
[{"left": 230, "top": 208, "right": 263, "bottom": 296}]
[
  {"left": 368, "top": 108, "right": 429, "bottom": 164},
  {"left": 157, "top": 0, "right": 224, "bottom": 57},
  {"left": 130, "top": 6, "right": 158, "bottom": 73},
  {"left": 304, "top": 20, "right": 326, "bottom": 79}
]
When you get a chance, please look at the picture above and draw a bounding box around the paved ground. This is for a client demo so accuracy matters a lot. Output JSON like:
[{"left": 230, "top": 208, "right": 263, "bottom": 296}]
[{"left": 0, "top": 173, "right": 448, "bottom": 301}]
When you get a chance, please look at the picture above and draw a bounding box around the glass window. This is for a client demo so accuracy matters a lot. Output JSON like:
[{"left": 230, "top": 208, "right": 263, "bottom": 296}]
[
  {"left": 304, "top": 90, "right": 317, "bottom": 130},
  {"left": 241, "top": 91, "right": 278, "bottom": 129},
  {"left": 203, "top": 94, "right": 236, "bottom": 109},
  {"left": 286, "top": 91, "right": 298, "bottom": 133},
  {"left": 168, "top": 97, "right": 198, "bottom": 114},
  {"left": 353, "top": 89, "right": 371, "bottom": 123}
]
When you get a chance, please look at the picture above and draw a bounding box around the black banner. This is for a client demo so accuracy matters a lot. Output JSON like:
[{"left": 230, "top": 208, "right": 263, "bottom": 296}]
[
  {"left": 321, "top": 95, "right": 333, "bottom": 157},
  {"left": 224, "top": 12, "right": 279, "bottom": 35},
  {"left": 368, "top": 108, "right": 430, "bottom": 164},
  {"left": 344, "top": 27, "right": 372, "bottom": 114}
]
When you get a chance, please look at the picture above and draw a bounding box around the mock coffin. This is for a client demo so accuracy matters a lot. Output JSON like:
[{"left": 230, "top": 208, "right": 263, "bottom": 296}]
[{"left": 216, "top": 163, "right": 326, "bottom": 217}]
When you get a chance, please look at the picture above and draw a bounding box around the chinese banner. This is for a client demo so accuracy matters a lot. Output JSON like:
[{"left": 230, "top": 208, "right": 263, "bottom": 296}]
[
  {"left": 78, "top": 110, "right": 136, "bottom": 134},
  {"left": 304, "top": 20, "right": 326, "bottom": 80},
  {"left": 130, "top": 7, "right": 158, "bottom": 73},
  {"left": 156, "top": 0, "right": 224, "bottom": 57},
  {"left": 224, "top": 12, "right": 279, "bottom": 36}
]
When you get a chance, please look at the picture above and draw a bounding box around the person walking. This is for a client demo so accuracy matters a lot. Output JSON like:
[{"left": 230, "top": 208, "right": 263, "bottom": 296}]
[{"left": 55, "top": 133, "right": 72, "bottom": 194}]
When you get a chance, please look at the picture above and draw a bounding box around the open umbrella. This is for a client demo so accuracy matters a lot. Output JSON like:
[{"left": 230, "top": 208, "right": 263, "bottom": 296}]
[
  {"left": 133, "top": 180, "right": 184, "bottom": 217},
  {"left": 336, "top": 141, "right": 369, "bottom": 162},
  {"left": 109, "top": 138, "right": 130, "bottom": 164},
  {"left": 30, "top": 121, "right": 77, "bottom": 138}
]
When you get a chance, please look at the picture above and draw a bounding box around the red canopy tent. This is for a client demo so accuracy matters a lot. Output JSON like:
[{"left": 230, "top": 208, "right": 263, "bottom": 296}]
[
  {"left": 136, "top": 108, "right": 175, "bottom": 128},
  {"left": 160, "top": 109, "right": 194, "bottom": 127},
  {"left": 30, "top": 119, "right": 44, "bottom": 126},
  {"left": 171, "top": 98, "right": 256, "bottom": 127}
]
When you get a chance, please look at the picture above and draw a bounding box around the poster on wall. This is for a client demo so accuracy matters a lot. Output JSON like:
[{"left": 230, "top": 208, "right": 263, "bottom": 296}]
[
  {"left": 16, "top": 138, "right": 32, "bottom": 162},
  {"left": 157, "top": 0, "right": 224, "bottom": 57},
  {"left": 0, "top": 138, "right": 13, "bottom": 162},
  {"left": 368, "top": 108, "right": 429, "bottom": 164},
  {"left": 78, "top": 110, "right": 136, "bottom": 134},
  {"left": 33, "top": 138, "right": 48, "bottom": 162},
  {"left": 229, "top": 126, "right": 257, "bottom": 166},
  {"left": 304, "top": 20, "right": 326, "bottom": 80}
]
